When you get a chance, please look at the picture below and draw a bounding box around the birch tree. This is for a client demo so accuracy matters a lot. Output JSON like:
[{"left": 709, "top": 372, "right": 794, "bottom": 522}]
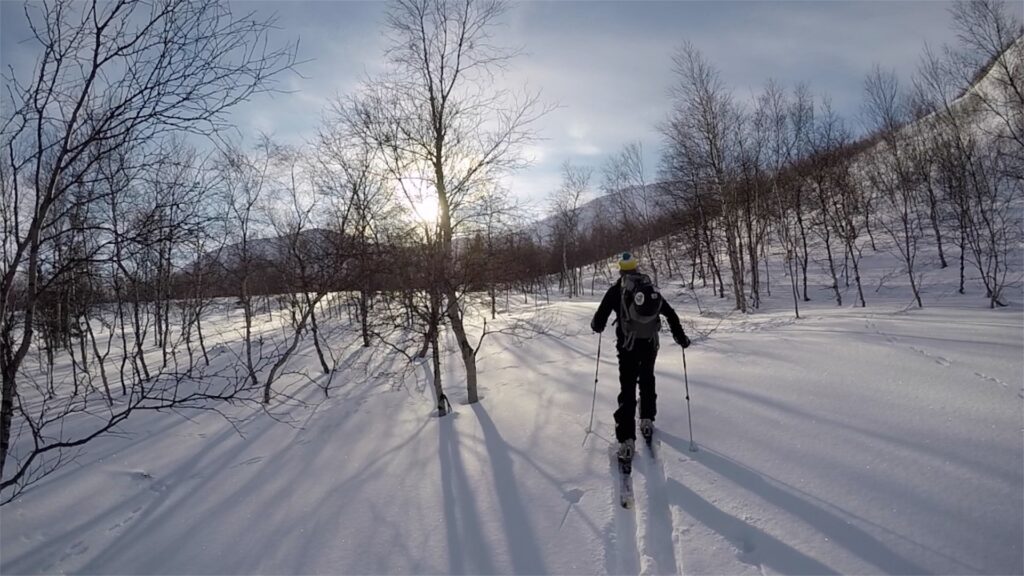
[{"left": 354, "top": 0, "right": 547, "bottom": 403}]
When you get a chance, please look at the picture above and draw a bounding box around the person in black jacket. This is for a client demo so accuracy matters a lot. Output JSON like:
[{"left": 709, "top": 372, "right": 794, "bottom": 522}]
[{"left": 590, "top": 251, "right": 690, "bottom": 463}]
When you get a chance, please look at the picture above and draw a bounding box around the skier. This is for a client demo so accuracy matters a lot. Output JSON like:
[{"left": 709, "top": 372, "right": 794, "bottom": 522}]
[{"left": 590, "top": 251, "right": 690, "bottom": 465}]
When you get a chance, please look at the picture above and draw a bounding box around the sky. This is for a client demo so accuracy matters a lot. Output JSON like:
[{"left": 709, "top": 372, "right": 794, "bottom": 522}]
[{"left": 1, "top": 0, "right": 978, "bottom": 211}]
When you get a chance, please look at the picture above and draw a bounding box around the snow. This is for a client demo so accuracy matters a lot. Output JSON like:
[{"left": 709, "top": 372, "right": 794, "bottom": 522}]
[{"left": 2, "top": 235, "right": 1021, "bottom": 575}]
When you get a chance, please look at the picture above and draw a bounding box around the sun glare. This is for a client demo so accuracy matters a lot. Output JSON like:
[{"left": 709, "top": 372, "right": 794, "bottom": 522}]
[
  {"left": 411, "top": 194, "right": 440, "bottom": 224},
  {"left": 398, "top": 178, "right": 441, "bottom": 225}
]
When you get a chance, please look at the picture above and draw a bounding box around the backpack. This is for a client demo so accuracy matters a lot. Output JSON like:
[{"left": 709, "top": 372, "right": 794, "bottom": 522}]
[{"left": 619, "top": 272, "right": 663, "bottom": 349}]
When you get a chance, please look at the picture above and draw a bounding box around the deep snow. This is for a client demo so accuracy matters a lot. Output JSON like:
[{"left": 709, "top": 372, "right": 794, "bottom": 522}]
[{"left": 1, "top": 243, "right": 1022, "bottom": 575}]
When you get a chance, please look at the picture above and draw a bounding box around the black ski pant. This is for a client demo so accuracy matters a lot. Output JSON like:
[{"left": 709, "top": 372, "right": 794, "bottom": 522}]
[{"left": 614, "top": 338, "right": 658, "bottom": 442}]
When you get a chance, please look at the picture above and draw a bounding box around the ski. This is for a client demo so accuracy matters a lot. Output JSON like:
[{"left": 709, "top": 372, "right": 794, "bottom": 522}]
[{"left": 619, "top": 460, "right": 634, "bottom": 509}]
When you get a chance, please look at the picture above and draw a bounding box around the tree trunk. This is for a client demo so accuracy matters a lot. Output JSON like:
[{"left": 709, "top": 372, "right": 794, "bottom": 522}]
[
  {"left": 263, "top": 294, "right": 326, "bottom": 404},
  {"left": 431, "top": 328, "right": 447, "bottom": 417},
  {"left": 359, "top": 290, "right": 371, "bottom": 347},
  {"left": 0, "top": 367, "right": 15, "bottom": 479},
  {"left": 445, "top": 287, "right": 478, "bottom": 404},
  {"left": 308, "top": 297, "right": 330, "bottom": 375},
  {"left": 724, "top": 218, "right": 747, "bottom": 312},
  {"left": 795, "top": 198, "right": 810, "bottom": 302}
]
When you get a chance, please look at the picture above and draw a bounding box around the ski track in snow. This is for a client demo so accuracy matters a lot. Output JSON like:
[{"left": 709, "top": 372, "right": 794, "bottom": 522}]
[
  {"left": 636, "top": 440, "right": 681, "bottom": 575},
  {"left": 608, "top": 447, "right": 640, "bottom": 575},
  {"left": 607, "top": 439, "right": 686, "bottom": 576}
]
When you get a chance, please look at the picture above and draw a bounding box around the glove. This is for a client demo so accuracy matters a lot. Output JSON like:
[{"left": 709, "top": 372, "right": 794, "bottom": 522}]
[
  {"left": 673, "top": 330, "right": 691, "bottom": 348},
  {"left": 591, "top": 318, "right": 605, "bottom": 334}
]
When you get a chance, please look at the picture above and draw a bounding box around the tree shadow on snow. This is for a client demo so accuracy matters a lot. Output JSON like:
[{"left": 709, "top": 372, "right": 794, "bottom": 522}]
[
  {"left": 472, "top": 404, "right": 548, "bottom": 575},
  {"left": 658, "top": 430, "right": 937, "bottom": 575},
  {"left": 665, "top": 475, "right": 839, "bottom": 575},
  {"left": 438, "top": 412, "right": 495, "bottom": 574}
]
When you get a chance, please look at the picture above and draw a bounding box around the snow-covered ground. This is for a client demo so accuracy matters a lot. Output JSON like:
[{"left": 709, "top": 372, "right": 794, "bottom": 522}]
[{"left": 1, "top": 240, "right": 1022, "bottom": 575}]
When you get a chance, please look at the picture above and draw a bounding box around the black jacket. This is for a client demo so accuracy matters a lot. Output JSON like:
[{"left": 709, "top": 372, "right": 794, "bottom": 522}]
[{"left": 591, "top": 273, "right": 685, "bottom": 346}]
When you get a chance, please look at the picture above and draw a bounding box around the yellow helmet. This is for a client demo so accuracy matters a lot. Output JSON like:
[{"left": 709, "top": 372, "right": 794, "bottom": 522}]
[{"left": 618, "top": 251, "right": 638, "bottom": 271}]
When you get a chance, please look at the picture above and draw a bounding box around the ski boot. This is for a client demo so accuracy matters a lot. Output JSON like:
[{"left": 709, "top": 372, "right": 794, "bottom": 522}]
[
  {"left": 639, "top": 418, "right": 654, "bottom": 446},
  {"left": 617, "top": 439, "right": 635, "bottom": 473}
]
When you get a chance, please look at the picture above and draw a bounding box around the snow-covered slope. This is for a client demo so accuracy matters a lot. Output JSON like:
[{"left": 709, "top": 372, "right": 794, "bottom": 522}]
[{"left": 2, "top": 234, "right": 1021, "bottom": 574}]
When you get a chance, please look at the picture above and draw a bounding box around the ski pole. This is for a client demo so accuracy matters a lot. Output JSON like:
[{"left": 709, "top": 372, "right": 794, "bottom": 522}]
[
  {"left": 583, "top": 332, "right": 602, "bottom": 447},
  {"left": 682, "top": 346, "right": 697, "bottom": 452}
]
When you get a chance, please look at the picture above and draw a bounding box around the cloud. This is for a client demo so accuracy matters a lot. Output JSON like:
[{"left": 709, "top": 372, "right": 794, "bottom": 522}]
[{"left": 1, "top": 0, "right": 966, "bottom": 204}]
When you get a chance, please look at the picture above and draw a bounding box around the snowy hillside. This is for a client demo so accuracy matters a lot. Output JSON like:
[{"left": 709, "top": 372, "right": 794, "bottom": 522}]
[
  {"left": 525, "top": 184, "right": 670, "bottom": 243},
  {"left": 2, "top": 227, "right": 1021, "bottom": 574}
]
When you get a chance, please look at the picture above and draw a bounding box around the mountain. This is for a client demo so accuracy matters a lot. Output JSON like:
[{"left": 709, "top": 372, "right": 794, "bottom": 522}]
[
  {"left": 198, "top": 228, "right": 341, "bottom": 271},
  {"left": 523, "top": 183, "right": 674, "bottom": 243}
]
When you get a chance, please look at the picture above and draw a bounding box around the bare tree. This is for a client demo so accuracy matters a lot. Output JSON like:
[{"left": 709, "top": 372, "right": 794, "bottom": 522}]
[
  {"left": 216, "top": 140, "right": 274, "bottom": 397},
  {"left": 664, "top": 42, "right": 748, "bottom": 312},
  {"left": 916, "top": 44, "right": 978, "bottom": 291},
  {"left": 806, "top": 98, "right": 848, "bottom": 306},
  {"left": 0, "top": 0, "right": 294, "bottom": 494},
  {"left": 317, "top": 97, "right": 402, "bottom": 349},
  {"left": 757, "top": 80, "right": 803, "bottom": 316},
  {"left": 829, "top": 157, "right": 870, "bottom": 307},
  {"left": 915, "top": 6, "right": 1023, "bottom": 308},
  {"left": 464, "top": 186, "right": 523, "bottom": 318},
  {"left": 863, "top": 66, "right": 926, "bottom": 308},
  {"left": 949, "top": 0, "right": 1024, "bottom": 160},
  {"left": 550, "top": 161, "right": 591, "bottom": 297},
  {"left": 354, "top": 0, "right": 548, "bottom": 404},
  {"left": 603, "top": 142, "right": 660, "bottom": 285},
  {"left": 268, "top": 145, "right": 338, "bottom": 378}
]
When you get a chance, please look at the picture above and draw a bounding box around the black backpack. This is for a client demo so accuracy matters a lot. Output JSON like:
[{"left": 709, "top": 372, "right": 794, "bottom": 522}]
[{"left": 619, "top": 272, "right": 663, "bottom": 349}]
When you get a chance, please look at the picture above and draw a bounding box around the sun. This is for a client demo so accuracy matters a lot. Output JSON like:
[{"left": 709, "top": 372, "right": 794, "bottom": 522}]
[
  {"left": 398, "top": 178, "right": 441, "bottom": 225},
  {"left": 410, "top": 192, "right": 441, "bottom": 224}
]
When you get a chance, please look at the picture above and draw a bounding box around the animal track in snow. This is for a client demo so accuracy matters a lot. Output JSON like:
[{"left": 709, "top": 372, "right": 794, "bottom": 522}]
[
  {"left": 973, "top": 371, "right": 1008, "bottom": 388},
  {"left": 107, "top": 506, "right": 144, "bottom": 532},
  {"left": 231, "top": 456, "right": 265, "bottom": 469},
  {"left": 59, "top": 540, "right": 89, "bottom": 562},
  {"left": 909, "top": 346, "right": 952, "bottom": 367},
  {"left": 867, "top": 318, "right": 953, "bottom": 367}
]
